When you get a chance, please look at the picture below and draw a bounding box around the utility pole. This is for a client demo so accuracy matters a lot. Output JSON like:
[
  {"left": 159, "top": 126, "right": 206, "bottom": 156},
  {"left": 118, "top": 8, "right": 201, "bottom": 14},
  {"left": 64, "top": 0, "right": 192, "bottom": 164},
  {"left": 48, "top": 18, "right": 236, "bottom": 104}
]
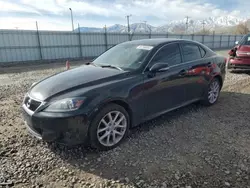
[
  {"left": 69, "top": 8, "right": 74, "bottom": 31},
  {"left": 202, "top": 20, "right": 206, "bottom": 33},
  {"left": 126, "top": 15, "right": 132, "bottom": 33},
  {"left": 185, "top": 16, "right": 190, "bottom": 34},
  {"left": 104, "top": 25, "right": 108, "bottom": 50},
  {"left": 36, "top": 21, "right": 42, "bottom": 60}
]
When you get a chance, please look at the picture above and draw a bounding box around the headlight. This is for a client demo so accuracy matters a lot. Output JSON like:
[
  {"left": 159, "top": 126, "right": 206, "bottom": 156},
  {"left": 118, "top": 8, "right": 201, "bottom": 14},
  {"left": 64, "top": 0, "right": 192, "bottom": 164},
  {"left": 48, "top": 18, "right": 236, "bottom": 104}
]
[{"left": 44, "top": 98, "right": 85, "bottom": 112}]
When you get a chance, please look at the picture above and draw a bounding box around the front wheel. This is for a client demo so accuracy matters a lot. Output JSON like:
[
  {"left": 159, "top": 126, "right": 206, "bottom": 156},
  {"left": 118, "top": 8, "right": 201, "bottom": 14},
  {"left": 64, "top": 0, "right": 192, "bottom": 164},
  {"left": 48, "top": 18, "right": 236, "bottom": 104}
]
[
  {"left": 89, "top": 103, "right": 129, "bottom": 150},
  {"left": 202, "top": 78, "right": 221, "bottom": 106}
]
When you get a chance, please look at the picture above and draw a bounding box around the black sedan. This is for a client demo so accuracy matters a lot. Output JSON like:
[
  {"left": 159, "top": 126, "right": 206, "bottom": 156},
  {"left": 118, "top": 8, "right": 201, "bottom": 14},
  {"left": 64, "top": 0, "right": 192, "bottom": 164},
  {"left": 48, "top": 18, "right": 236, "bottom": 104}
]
[{"left": 22, "top": 39, "right": 226, "bottom": 150}]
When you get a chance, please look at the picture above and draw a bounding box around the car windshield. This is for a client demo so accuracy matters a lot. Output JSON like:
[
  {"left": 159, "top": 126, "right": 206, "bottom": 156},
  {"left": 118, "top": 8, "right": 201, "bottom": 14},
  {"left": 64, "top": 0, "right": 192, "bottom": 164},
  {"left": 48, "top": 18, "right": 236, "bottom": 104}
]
[
  {"left": 93, "top": 43, "right": 154, "bottom": 70},
  {"left": 239, "top": 35, "right": 250, "bottom": 45}
]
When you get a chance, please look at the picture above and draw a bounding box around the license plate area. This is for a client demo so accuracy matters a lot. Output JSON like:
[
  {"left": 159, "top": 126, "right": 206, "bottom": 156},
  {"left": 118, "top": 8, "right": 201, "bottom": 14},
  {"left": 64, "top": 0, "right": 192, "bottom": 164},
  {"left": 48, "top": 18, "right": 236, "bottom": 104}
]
[{"left": 22, "top": 109, "right": 42, "bottom": 139}]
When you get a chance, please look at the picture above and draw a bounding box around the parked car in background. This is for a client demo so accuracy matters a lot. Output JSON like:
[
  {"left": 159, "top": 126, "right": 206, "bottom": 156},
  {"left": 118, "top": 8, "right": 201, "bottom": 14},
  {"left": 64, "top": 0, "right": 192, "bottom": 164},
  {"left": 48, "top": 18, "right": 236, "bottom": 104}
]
[
  {"left": 22, "top": 39, "right": 226, "bottom": 150},
  {"left": 228, "top": 33, "right": 250, "bottom": 71}
]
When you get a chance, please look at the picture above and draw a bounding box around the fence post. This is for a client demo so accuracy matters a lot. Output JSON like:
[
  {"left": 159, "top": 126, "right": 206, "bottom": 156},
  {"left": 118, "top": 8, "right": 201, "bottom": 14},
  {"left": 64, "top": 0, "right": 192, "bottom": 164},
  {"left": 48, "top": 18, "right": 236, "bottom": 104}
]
[
  {"left": 228, "top": 35, "right": 230, "bottom": 48},
  {"left": 128, "top": 32, "right": 131, "bottom": 41},
  {"left": 36, "top": 21, "right": 42, "bottom": 60},
  {"left": 149, "top": 30, "right": 151, "bottom": 39},
  {"left": 212, "top": 31, "right": 215, "bottom": 50},
  {"left": 191, "top": 34, "right": 194, "bottom": 41},
  {"left": 78, "top": 23, "right": 83, "bottom": 58},
  {"left": 166, "top": 32, "right": 168, "bottom": 38},
  {"left": 202, "top": 35, "right": 205, "bottom": 44},
  {"left": 104, "top": 25, "right": 108, "bottom": 51},
  {"left": 220, "top": 35, "right": 222, "bottom": 49}
]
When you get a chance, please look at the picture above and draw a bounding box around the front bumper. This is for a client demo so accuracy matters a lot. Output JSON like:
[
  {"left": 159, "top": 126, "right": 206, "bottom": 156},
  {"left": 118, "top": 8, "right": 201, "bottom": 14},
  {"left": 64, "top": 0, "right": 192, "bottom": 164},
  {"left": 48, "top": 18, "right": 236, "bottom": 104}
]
[
  {"left": 22, "top": 104, "right": 90, "bottom": 146},
  {"left": 228, "top": 58, "right": 250, "bottom": 70}
]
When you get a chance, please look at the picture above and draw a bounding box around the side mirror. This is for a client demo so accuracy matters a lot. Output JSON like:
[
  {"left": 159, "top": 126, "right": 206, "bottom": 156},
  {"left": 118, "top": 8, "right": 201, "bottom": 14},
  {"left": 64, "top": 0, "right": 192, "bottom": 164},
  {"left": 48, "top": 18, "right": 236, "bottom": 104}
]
[
  {"left": 149, "top": 63, "right": 170, "bottom": 73},
  {"left": 235, "top": 41, "right": 239, "bottom": 45}
]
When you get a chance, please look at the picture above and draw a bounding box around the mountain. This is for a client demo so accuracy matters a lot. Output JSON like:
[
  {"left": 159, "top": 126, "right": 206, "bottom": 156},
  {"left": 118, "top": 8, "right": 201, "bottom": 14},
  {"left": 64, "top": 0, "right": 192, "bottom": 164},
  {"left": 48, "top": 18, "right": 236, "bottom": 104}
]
[
  {"left": 76, "top": 23, "right": 154, "bottom": 33},
  {"left": 106, "top": 24, "right": 126, "bottom": 32},
  {"left": 158, "top": 16, "right": 247, "bottom": 34},
  {"left": 130, "top": 23, "right": 155, "bottom": 33},
  {"left": 76, "top": 16, "right": 248, "bottom": 34}
]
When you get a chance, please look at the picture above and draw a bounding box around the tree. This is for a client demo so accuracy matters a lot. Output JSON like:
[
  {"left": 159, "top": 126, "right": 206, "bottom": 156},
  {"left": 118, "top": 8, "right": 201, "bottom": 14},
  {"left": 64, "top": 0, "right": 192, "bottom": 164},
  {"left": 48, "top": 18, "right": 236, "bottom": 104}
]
[
  {"left": 234, "top": 23, "right": 249, "bottom": 34},
  {"left": 195, "top": 29, "right": 211, "bottom": 35}
]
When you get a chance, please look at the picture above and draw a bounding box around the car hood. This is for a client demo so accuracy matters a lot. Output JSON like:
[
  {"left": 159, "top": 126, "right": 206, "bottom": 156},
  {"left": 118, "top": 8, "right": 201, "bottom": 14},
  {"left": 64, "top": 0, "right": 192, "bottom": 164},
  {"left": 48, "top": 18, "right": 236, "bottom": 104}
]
[
  {"left": 29, "top": 65, "right": 126, "bottom": 101},
  {"left": 236, "top": 45, "right": 250, "bottom": 58}
]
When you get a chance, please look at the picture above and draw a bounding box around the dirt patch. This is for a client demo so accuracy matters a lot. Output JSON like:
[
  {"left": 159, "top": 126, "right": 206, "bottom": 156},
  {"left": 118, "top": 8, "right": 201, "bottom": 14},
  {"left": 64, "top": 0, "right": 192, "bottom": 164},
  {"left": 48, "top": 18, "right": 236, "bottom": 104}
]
[{"left": 1, "top": 51, "right": 250, "bottom": 188}]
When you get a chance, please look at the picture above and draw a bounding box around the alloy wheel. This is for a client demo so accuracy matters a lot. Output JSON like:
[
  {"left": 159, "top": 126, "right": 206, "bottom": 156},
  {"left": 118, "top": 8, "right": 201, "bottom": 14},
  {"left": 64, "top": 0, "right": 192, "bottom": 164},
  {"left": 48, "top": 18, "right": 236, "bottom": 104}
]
[
  {"left": 208, "top": 80, "right": 220, "bottom": 104},
  {"left": 97, "top": 111, "right": 127, "bottom": 147}
]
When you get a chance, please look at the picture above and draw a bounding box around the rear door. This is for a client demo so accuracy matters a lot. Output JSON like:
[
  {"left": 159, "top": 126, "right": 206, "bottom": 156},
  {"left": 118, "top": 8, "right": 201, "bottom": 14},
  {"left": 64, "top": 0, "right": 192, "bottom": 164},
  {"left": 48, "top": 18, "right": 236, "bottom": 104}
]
[{"left": 180, "top": 43, "right": 211, "bottom": 101}]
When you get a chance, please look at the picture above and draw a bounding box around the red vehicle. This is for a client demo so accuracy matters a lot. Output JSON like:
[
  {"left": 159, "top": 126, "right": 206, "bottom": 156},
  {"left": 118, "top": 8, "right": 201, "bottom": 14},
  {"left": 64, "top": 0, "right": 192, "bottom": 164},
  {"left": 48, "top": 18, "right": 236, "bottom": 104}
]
[{"left": 228, "top": 34, "right": 250, "bottom": 71}]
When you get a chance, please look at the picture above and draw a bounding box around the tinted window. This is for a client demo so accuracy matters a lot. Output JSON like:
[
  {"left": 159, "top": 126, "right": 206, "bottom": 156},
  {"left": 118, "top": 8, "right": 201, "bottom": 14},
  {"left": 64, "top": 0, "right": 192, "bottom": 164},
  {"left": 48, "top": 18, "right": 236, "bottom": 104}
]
[
  {"left": 151, "top": 44, "right": 182, "bottom": 66},
  {"left": 182, "top": 44, "right": 201, "bottom": 62},
  {"left": 199, "top": 46, "right": 206, "bottom": 57}
]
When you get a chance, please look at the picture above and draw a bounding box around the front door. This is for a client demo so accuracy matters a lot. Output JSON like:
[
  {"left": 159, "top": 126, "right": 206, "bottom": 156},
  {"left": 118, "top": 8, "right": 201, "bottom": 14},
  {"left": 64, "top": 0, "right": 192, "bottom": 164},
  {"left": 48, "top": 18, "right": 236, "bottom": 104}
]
[{"left": 142, "top": 43, "right": 188, "bottom": 119}]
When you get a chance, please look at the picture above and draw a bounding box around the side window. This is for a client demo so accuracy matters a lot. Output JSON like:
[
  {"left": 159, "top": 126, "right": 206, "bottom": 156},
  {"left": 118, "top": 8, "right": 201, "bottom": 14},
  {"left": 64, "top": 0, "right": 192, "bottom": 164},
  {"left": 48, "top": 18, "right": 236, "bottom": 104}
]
[
  {"left": 199, "top": 46, "right": 206, "bottom": 57},
  {"left": 182, "top": 44, "right": 202, "bottom": 62},
  {"left": 151, "top": 44, "right": 182, "bottom": 66}
]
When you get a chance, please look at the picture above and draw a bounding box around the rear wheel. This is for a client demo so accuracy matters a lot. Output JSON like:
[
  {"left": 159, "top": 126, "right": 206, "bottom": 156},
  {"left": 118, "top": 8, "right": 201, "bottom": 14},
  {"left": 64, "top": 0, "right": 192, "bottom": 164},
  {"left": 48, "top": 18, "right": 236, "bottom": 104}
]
[
  {"left": 89, "top": 103, "right": 129, "bottom": 150},
  {"left": 202, "top": 78, "right": 221, "bottom": 106}
]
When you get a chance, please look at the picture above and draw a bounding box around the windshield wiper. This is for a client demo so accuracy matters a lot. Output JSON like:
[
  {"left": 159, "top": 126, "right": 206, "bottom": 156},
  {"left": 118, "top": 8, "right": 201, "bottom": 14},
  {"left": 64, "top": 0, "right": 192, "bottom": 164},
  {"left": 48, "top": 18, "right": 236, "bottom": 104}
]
[
  {"left": 85, "top": 61, "right": 98, "bottom": 66},
  {"left": 101, "top": 65, "right": 123, "bottom": 71}
]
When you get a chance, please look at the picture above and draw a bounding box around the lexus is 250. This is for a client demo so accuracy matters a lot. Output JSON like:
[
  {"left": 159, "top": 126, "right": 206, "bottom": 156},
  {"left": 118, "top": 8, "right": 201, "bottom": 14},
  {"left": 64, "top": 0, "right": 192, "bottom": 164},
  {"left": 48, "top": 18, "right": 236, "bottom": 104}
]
[{"left": 22, "top": 39, "right": 226, "bottom": 150}]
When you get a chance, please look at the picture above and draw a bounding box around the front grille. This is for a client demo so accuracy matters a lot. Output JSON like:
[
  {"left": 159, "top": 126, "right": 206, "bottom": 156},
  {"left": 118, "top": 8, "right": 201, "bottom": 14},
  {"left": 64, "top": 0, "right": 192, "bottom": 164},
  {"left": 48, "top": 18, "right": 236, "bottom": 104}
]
[
  {"left": 24, "top": 96, "right": 42, "bottom": 111},
  {"left": 235, "top": 64, "right": 250, "bottom": 67}
]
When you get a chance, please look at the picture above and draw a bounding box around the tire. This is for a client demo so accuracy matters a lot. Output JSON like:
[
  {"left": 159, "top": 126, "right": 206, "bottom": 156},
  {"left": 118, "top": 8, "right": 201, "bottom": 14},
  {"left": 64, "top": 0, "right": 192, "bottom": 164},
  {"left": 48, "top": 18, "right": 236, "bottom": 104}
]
[
  {"left": 89, "top": 103, "right": 130, "bottom": 150},
  {"left": 202, "top": 78, "right": 221, "bottom": 106}
]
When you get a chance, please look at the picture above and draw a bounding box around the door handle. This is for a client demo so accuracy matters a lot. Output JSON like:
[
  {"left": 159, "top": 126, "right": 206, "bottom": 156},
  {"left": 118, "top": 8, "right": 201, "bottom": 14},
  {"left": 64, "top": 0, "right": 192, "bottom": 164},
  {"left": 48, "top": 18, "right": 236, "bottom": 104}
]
[{"left": 179, "top": 69, "right": 187, "bottom": 76}]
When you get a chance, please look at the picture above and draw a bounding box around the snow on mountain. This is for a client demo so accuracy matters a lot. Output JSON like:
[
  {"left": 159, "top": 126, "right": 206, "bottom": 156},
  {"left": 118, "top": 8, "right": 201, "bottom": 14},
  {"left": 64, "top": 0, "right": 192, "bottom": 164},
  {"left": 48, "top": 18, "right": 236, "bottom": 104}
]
[
  {"left": 107, "top": 24, "right": 126, "bottom": 32},
  {"left": 77, "top": 16, "right": 247, "bottom": 34},
  {"left": 157, "top": 16, "right": 246, "bottom": 33},
  {"left": 130, "top": 23, "right": 155, "bottom": 33}
]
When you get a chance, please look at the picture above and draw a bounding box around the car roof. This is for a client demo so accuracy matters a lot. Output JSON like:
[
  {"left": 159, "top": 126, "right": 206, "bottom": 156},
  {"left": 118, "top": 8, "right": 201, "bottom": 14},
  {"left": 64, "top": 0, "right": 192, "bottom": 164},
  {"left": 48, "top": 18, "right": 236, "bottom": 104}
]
[
  {"left": 121, "top": 38, "right": 216, "bottom": 56},
  {"left": 122, "top": 38, "right": 191, "bottom": 46}
]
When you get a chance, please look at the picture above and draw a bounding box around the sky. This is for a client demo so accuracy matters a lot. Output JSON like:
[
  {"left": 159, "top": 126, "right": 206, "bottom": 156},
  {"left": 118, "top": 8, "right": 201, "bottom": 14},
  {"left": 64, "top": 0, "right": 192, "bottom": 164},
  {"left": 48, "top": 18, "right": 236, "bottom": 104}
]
[{"left": 0, "top": 0, "right": 249, "bottom": 31}]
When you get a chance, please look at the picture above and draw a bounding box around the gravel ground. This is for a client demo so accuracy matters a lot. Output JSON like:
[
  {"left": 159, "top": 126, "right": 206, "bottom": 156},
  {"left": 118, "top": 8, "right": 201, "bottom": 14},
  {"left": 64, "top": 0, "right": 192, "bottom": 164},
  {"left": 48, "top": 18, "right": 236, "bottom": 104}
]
[{"left": 1, "top": 50, "right": 250, "bottom": 188}]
